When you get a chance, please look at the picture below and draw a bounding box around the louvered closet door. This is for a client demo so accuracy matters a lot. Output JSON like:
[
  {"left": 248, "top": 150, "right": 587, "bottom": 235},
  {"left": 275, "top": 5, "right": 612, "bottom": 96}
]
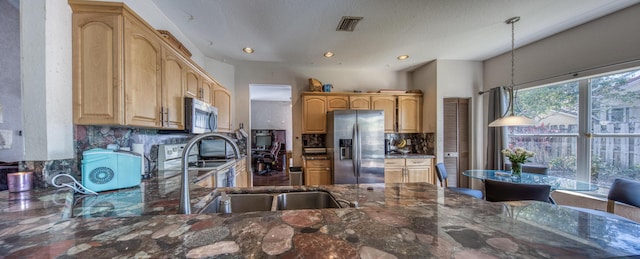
[{"left": 443, "top": 98, "right": 470, "bottom": 188}]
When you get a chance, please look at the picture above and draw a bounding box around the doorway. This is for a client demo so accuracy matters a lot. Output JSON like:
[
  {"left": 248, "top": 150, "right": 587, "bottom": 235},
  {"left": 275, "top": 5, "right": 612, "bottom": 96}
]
[{"left": 249, "top": 84, "right": 293, "bottom": 186}]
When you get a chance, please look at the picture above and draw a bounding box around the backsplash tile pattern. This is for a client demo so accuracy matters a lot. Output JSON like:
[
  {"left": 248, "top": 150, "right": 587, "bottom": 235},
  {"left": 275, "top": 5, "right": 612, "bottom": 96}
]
[
  {"left": 301, "top": 134, "right": 326, "bottom": 147},
  {"left": 22, "top": 125, "right": 248, "bottom": 188},
  {"left": 385, "top": 133, "right": 435, "bottom": 154},
  {"left": 302, "top": 132, "right": 434, "bottom": 154}
]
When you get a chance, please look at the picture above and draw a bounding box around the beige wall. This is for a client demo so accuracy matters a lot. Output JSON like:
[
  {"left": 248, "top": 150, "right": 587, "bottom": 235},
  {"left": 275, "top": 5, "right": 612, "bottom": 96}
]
[
  {"left": 233, "top": 61, "right": 410, "bottom": 166},
  {"left": 410, "top": 60, "right": 483, "bottom": 166},
  {"left": 483, "top": 4, "right": 640, "bottom": 91}
]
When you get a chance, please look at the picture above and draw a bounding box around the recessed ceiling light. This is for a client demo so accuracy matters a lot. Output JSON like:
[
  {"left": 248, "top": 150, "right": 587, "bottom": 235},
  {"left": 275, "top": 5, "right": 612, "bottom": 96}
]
[
  {"left": 242, "top": 47, "right": 254, "bottom": 54},
  {"left": 397, "top": 55, "right": 409, "bottom": 60},
  {"left": 324, "top": 52, "right": 334, "bottom": 58}
]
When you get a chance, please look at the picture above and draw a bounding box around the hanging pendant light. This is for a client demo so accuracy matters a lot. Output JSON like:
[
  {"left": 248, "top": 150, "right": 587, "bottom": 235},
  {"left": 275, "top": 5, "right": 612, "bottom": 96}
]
[{"left": 488, "top": 17, "right": 537, "bottom": 127}]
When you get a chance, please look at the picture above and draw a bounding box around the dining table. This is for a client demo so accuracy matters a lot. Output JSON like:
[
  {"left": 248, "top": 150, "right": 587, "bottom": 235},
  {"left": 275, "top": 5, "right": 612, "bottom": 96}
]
[{"left": 463, "top": 169, "right": 599, "bottom": 192}]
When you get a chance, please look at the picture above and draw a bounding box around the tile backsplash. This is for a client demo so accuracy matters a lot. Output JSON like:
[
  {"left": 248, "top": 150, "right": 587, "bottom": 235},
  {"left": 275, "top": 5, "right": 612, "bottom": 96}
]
[
  {"left": 302, "top": 132, "right": 434, "bottom": 154},
  {"left": 21, "top": 125, "right": 247, "bottom": 188}
]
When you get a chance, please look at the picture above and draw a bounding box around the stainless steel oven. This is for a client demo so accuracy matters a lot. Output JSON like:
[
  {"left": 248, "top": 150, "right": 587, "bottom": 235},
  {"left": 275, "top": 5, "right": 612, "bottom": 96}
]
[{"left": 184, "top": 97, "right": 218, "bottom": 134}]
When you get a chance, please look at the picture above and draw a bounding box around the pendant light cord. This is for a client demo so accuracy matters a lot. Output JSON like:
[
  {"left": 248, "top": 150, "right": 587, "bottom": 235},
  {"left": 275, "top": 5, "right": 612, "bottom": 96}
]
[{"left": 506, "top": 16, "right": 520, "bottom": 117}]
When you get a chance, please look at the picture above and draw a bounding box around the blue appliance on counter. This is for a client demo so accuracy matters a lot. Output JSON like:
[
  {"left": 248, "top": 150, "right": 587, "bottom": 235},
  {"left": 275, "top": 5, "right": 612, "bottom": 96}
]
[{"left": 81, "top": 148, "right": 142, "bottom": 192}]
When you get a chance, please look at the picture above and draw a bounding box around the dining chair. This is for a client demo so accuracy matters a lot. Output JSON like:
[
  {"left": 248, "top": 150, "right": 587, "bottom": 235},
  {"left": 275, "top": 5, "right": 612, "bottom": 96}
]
[
  {"left": 435, "top": 163, "right": 483, "bottom": 199},
  {"left": 484, "top": 179, "right": 551, "bottom": 203},
  {"left": 562, "top": 178, "right": 640, "bottom": 223}
]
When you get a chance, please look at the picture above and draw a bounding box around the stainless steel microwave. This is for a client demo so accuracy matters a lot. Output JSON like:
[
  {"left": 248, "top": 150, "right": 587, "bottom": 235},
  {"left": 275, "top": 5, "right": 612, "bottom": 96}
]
[{"left": 184, "top": 97, "right": 218, "bottom": 134}]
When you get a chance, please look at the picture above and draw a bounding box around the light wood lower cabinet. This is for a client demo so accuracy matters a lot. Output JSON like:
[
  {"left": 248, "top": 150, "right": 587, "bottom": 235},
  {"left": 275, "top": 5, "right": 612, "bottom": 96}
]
[
  {"left": 384, "top": 158, "right": 434, "bottom": 184},
  {"left": 235, "top": 157, "right": 249, "bottom": 187},
  {"left": 303, "top": 159, "right": 332, "bottom": 185}
]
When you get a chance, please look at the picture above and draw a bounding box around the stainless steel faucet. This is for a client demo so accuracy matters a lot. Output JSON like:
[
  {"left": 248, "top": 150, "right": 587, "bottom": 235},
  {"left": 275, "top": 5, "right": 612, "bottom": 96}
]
[{"left": 179, "top": 132, "right": 241, "bottom": 214}]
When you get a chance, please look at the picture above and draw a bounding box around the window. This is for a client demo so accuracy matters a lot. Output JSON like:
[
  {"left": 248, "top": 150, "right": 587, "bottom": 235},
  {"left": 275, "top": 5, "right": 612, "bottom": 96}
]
[{"left": 507, "top": 68, "right": 640, "bottom": 195}]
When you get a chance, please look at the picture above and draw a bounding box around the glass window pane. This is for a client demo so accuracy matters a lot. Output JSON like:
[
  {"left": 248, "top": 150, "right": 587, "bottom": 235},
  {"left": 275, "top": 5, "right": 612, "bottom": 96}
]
[
  {"left": 591, "top": 137, "right": 640, "bottom": 188},
  {"left": 512, "top": 82, "right": 579, "bottom": 134},
  {"left": 590, "top": 69, "right": 640, "bottom": 129},
  {"left": 506, "top": 135, "right": 577, "bottom": 180},
  {"left": 590, "top": 69, "right": 640, "bottom": 191}
]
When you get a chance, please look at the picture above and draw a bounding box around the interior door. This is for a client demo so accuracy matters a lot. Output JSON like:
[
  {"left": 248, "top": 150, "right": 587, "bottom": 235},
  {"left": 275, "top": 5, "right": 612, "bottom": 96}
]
[{"left": 443, "top": 98, "right": 470, "bottom": 188}]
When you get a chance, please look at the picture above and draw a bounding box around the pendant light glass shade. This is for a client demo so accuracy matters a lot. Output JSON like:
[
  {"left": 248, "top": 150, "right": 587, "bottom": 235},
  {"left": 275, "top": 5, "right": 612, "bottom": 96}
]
[
  {"left": 488, "top": 17, "right": 537, "bottom": 128},
  {"left": 488, "top": 114, "right": 538, "bottom": 127}
]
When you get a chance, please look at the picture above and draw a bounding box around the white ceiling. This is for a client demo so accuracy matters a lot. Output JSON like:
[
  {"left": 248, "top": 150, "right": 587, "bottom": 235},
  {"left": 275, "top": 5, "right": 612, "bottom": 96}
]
[{"left": 151, "top": 0, "right": 639, "bottom": 72}]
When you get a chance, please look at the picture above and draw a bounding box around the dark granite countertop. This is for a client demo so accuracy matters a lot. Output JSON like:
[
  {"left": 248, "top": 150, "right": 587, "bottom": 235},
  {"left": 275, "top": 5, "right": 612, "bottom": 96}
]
[{"left": 0, "top": 172, "right": 639, "bottom": 258}]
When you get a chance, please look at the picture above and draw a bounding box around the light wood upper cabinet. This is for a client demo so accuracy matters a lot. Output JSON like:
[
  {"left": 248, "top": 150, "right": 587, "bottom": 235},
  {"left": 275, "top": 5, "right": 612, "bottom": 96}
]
[
  {"left": 123, "top": 17, "right": 163, "bottom": 127},
  {"left": 71, "top": 2, "right": 232, "bottom": 130},
  {"left": 371, "top": 96, "right": 396, "bottom": 133},
  {"left": 72, "top": 12, "right": 122, "bottom": 125},
  {"left": 349, "top": 96, "right": 371, "bottom": 110},
  {"left": 184, "top": 68, "right": 200, "bottom": 100},
  {"left": 213, "top": 84, "right": 232, "bottom": 132},
  {"left": 398, "top": 96, "right": 422, "bottom": 133},
  {"left": 161, "top": 46, "right": 185, "bottom": 129},
  {"left": 201, "top": 78, "right": 213, "bottom": 105},
  {"left": 327, "top": 96, "right": 349, "bottom": 111},
  {"left": 302, "top": 95, "right": 327, "bottom": 133}
]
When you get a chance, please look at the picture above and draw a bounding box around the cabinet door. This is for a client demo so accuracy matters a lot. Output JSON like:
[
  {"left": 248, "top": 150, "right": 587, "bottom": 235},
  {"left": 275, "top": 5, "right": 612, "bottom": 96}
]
[
  {"left": 398, "top": 96, "right": 421, "bottom": 133},
  {"left": 349, "top": 96, "right": 371, "bottom": 110},
  {"left": 405, "top": 158, "right": 433, "bottom": 183},
  {"left": 302, "top": 95, "right": 327, "bottom": 133},
  {"left": 327, "top": 96, "right": 349, "bottom": 111},
  {"left": 123, "top": 17, "right": 162, "bottom": 127},
  {"left": 384, "top": 159, "right": 406, "bottom": 183},
  {"left": 162, "top": 46, "right": 185, "bottom": 129},
  {"left": 406, "top": 167, "right": 429, "bottom": 183},
  {"left": 72, "top": 12, "right": 123, "bottom": 125},
  {"left": 184, "top": 68, "right": 200, "bottom": 99},
  {"left": 202, "top": 78, "right": 213, "bottom": 105},
  {"left": 213, "top": 85, "right": 232, "bottom": 132},
  {"left": 305, "top": 168, "right": 332, "bottom": 185},
  {"left": 235, "top": 158, "right": 248, "bottom": 187},
  {"left": 371, "top": 96, "right": 396, "bottom": 133},
  {"left": 384, "top": 167, "right": 405, "bottom": 184}
]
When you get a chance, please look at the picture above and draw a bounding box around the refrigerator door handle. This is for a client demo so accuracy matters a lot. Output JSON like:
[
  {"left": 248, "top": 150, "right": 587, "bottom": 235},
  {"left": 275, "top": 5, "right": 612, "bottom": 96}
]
[
  {"left": 355, "top": 122, "right": 362, "bottom": 179},
  {"left": 352, "top": 123, "right": 358, "bottom": 178}
]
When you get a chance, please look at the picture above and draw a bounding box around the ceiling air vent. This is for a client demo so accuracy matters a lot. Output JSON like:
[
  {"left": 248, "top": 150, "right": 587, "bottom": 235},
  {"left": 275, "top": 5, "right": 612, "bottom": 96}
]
[{"left": 336, "top": 16, "right": 363, "bottom": 32}]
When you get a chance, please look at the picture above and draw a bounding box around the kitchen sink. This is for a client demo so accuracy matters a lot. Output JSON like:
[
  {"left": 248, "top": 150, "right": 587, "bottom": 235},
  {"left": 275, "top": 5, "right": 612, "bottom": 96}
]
[
  {"left": 276, "top": 191, "right": 341, "bottom": 210},
  {"left": 199, "top": 193, "right": 274, "bottom": 213},
  {"left": 198, "top": 191, "right": 342, "bottom": 214}
]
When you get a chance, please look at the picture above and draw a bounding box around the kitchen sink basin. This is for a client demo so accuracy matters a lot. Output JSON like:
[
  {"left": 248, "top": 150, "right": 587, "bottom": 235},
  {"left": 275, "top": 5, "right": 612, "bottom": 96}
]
[
  {"left": 199, "top": 193, "right": 274, "bottom": 213},
  {"left": 276, "top": 191, "right": 341, "bottom": 210},
  {"left": 198, "top": 191, "right": 341, "bottom": 214}
]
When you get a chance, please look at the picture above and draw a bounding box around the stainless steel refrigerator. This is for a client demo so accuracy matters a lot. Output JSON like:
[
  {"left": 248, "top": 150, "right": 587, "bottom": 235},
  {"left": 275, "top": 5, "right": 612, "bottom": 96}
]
[{"left": 327, "top": 110, "right": 385, "bottom": 184}]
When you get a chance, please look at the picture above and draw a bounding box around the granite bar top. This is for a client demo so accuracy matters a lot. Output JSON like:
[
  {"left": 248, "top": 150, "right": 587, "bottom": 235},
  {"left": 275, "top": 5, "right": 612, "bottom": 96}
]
[{"left": 0, "top": 172, "right": 639, "bottom": 258}]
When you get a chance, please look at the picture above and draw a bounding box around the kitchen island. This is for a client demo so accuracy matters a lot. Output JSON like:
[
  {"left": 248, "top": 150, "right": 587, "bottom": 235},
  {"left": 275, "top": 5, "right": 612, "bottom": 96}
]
[{"left": 0, "top": 171, "right": 639, "bottom": 258}]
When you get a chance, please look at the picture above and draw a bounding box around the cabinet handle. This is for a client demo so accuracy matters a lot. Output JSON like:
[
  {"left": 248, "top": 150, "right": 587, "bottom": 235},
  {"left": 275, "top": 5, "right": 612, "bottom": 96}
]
[
  {"left": 160, "top": 108, "right": 165, "bottom": 126},
  {"left": 165, "top": 108, "right": 170, "bottom": 125}
]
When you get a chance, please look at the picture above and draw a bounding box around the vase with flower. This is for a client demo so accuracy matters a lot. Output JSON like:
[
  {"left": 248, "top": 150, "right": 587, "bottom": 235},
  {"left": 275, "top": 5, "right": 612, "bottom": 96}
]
[{"left": 501, "top": 147, "right": 535, "bottom": 178}]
